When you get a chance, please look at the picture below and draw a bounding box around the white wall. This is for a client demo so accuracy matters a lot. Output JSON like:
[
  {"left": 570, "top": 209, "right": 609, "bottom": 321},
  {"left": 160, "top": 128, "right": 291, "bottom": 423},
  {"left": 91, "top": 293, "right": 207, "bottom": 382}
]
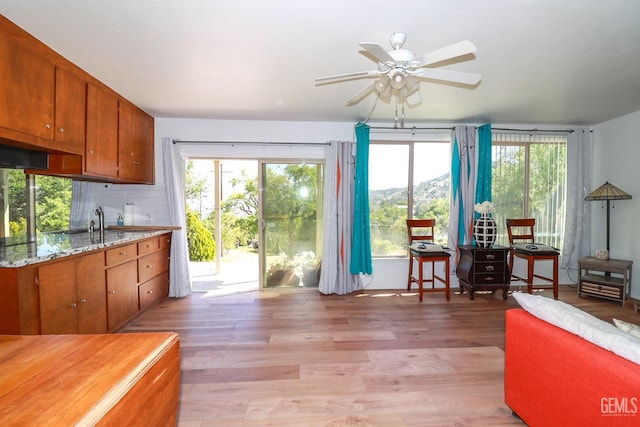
[
  {"left": 592, "top": 110, "right": 640, "bottom": 298},
  {"left": 84, "top": 116, "right": 631, "bottom": 292}
]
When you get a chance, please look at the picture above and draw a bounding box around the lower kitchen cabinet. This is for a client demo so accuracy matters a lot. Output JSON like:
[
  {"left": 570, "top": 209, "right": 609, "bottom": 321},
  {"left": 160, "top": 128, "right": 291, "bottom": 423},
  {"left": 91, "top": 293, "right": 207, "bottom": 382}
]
[
  {"left": 0, "top": 231, "right": 172, "bottom": 335},
  {"left": 106, "top": 260, "right": 139, "bottom": 332},
  {"left": 38, "top": 251, "right": 107, "bottom": 334}
]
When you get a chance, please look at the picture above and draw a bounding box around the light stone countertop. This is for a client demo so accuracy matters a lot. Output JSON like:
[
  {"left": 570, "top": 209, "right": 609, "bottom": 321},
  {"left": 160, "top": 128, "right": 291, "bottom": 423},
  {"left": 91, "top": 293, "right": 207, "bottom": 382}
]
[{"left": 0, "top": 229, "right": 173, "bottom": 268}]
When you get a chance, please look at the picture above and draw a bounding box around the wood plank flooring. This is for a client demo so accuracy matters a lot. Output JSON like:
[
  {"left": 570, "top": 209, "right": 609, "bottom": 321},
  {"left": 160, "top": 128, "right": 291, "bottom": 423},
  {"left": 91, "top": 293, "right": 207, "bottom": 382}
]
[{"left": 121, "top": 285, "right": 640, "bottom": 426}]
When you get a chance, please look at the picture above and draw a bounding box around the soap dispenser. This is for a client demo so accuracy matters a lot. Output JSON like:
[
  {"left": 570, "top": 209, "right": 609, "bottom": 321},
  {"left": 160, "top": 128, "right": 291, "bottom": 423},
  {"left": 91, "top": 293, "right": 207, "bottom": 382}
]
[{"left": 117, "top": 213, "right": 124, "bottom": 226}]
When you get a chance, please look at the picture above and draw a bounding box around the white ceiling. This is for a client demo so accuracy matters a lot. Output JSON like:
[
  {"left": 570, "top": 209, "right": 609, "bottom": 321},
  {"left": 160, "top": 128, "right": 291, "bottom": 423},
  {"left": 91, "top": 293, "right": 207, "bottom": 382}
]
[{"left": 2, "top": 0, "right": 640, "bottom": 126}]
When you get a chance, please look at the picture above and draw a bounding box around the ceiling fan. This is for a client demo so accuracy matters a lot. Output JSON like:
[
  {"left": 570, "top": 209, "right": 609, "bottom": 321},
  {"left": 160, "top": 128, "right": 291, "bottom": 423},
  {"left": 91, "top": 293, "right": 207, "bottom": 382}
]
[{"left": 315, "top": 32, "right": 481, "bottom": 108}]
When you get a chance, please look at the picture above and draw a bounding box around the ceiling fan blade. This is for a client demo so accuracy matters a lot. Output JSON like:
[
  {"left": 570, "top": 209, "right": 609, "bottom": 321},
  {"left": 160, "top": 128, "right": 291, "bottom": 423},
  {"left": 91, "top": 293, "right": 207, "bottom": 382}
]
[
  {"left": 413, "top": 40, "right": 477, "bottom": 68},
  {"left": 315, "top": 70, "right": 382, "bottom": 84},
  {"left": 359, "top": 42, "right": 395, "bottom": 64},
  {"left": 346, "top": 83, "right": 375, "bottom": 106},
  {"left": 412, "top": 68, "right": 481, "bottom": 85}
]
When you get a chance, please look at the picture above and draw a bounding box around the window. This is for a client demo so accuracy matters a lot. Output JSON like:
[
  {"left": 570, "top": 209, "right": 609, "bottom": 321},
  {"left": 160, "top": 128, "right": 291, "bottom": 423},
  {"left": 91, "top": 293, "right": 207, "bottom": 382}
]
[
  {"left": 369, "top": 140, "right": 450, "bottom": 256},
  {"left": 0, "top": 168, "right": 71, "bottom": 244},
  {"left": 491, "top": 133, "right": 567, "bottom": 248}
]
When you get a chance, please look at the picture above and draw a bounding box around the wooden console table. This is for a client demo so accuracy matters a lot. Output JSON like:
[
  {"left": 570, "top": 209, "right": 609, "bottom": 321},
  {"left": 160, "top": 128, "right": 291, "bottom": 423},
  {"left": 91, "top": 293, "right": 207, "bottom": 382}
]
[
  {"left": 578, "top": 256, "right": 633, "bottom": 306},
  {"left": 0, "top": 332, "right": 180, "bottom": 425},
  {"left": 456, "top": 245, "right": 511, "bottom": 300}
]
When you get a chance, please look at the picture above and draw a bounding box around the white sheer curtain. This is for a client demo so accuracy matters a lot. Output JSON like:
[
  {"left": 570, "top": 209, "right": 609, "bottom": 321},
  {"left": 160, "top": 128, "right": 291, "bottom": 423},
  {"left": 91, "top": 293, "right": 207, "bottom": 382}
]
[
  {"left": 319, "top": 140, "right": 363, "bottom": 295},
  {"left": 561, "top": 128, "right": 591, "bottom": 269},
  {"left": 162, "top": 137, "right": 192, "bottom": 297},
  {"left": 447, "top": 125, "right": 477, "bottom": 269}
]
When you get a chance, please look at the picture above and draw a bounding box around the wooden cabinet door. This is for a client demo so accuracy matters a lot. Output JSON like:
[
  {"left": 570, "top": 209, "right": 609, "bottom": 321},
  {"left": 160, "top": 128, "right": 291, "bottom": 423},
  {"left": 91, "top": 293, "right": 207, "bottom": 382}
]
[
  {"left": 76, "top": 251, "right": 107, "bottom": 334},
  {"left": 86, "top": 83, "right": 119, "bottom": 177},
  {"left": 0, "top": 34, "right": 54, "bottom": 140},
  {"left": 106, "top": 260, "right": 138, "bottom": 331},
  {"left": 53, "top": 66, "right": 86, "bottom": 154},
  {"left": 38, "top": 259, "right": 77, "bottom": 334},
  {"left": 118, "top": 100, "right": 154, "bottom": 183}
]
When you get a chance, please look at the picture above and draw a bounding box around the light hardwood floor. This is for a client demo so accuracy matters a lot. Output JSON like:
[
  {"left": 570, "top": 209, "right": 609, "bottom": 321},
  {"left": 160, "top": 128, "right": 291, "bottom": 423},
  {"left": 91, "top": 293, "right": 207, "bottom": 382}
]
[{"left": 122, "top": 285, "right": 640, "bottom": 426}]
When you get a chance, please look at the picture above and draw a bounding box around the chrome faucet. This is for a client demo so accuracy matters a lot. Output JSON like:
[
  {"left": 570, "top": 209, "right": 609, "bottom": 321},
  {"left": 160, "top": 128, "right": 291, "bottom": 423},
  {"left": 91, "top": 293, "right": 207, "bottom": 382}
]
[{"left": 95, "top": 206, "right": 105, "bottom": 232}]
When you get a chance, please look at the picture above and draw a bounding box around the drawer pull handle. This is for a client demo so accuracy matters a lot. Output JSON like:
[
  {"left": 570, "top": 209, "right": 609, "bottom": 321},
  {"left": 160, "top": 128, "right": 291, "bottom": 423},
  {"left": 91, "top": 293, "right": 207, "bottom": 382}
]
[
  {"left": 120, "top": 251, "right": 126, "bottom": 256},
  {"left": 485, "top": 265, "right": 495, "bottom": 271},
  {"left": 486, "top": 254, "right": 495, "bottom": 260}
]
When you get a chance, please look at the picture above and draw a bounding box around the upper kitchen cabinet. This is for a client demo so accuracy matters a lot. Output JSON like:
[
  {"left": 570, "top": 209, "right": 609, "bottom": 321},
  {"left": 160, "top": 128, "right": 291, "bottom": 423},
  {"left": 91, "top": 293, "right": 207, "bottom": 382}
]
[
  {"left": 0, "top": 14, "right": 154, "bottom": 184},
  {"left": 53, "top": 66, "right": 87, "bottom": 155},
  {"left": 118, "top": 100, "right": 155, "bottom": 184},
  {"left": 85, "top": 83, "right": 119, "bottom": 178},
  {"left": 0, "top": 29, "right": 55, "bottom": 143}
]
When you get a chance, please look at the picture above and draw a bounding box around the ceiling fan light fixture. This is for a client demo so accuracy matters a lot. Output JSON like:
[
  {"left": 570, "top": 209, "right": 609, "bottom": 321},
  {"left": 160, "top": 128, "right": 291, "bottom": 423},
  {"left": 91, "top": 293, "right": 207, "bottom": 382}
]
[{"left": 389, "top": 69, "right": 406, "bottom": 89}]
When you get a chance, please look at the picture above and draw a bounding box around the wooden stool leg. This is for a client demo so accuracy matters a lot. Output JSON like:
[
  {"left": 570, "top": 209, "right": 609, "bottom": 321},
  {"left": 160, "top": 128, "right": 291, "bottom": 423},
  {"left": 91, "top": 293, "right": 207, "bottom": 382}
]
[
  {"left": 445, "top": 258, "right": 450, "bottom": 301},
  {"left": 527, "top": 257, "right": 534, "bottom": 294},
  {"left": 552, "top": 256, "right": 558, "bottom": 300},
  {"left": 418, "top": 260, "right": 424, "bottom": 302},
  {"left": 407, "top": 256, "right": 413, "bottom": 291}
]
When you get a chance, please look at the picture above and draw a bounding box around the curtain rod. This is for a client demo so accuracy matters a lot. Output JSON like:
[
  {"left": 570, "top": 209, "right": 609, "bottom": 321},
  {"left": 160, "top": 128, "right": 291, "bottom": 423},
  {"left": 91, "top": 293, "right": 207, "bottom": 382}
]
[
  {"left": 365, "top": 125, "right": 574, "bottom": 134},
  {"left": 492, "top": 127, "right": 574, "bottom": 134},
  {"left": 367, "top": 126, "right": 454, "bottom": 131},
  {"left": 172, "top": 139, "right": 330, "bottom": 146}
]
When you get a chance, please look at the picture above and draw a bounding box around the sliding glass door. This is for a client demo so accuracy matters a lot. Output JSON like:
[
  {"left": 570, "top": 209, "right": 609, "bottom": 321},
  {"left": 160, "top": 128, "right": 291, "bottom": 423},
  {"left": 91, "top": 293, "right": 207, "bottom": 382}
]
[{"left": 260, "top": 161, "right": 324, "bottom": 288}]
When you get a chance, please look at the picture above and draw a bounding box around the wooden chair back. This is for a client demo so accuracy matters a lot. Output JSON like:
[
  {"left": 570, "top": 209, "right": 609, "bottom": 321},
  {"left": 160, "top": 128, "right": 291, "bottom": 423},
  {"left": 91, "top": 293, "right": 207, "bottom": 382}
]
[
  {"left": 506, "top": 218, "right": 536, "bottom": 245},
  {"left": 406, "top": 219, "right": 436, "bottom": 244}
]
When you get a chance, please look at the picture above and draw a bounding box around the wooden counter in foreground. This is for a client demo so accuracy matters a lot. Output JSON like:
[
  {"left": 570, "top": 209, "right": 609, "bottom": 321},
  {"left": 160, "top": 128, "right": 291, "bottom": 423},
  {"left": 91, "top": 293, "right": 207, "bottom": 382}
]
[{"left": 0, "top": 332, "right": 180, "bottom": 426}]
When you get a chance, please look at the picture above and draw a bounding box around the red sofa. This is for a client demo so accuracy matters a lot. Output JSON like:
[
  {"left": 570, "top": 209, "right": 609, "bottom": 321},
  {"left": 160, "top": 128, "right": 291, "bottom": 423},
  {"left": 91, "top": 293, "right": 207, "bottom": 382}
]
[{"left": 505, "top": 308, "right": 640, "bottom": 426}]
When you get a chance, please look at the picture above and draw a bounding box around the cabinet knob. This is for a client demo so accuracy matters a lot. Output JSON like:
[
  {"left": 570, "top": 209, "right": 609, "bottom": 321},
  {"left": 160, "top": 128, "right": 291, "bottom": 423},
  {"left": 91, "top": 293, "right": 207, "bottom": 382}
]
[
  {"left": 146, "top": 264, "right": 152, "bottom": 269},
  {"left": 80, "top": 298, "right": 87, "bottom": 303},
  {"left": 70, "top": 303, "right": 77, "bottom": 308},
  {"left": 120, "top": 251, "right": 126, "bottom": 256},
  {"left": 58, "top": 127, "right": 64, "bottom": 133},
  {"left": 45, "top": 123, "right": 51, "bottom": 129},
  {"left": 109, "top": 290, "right": 116, "bottom": 295},
  {"left": 89, "top": 149, "right": 94, "bottom": 155},
  {"left": 147, "top": 290, "right": 153, "bottom": 294}
]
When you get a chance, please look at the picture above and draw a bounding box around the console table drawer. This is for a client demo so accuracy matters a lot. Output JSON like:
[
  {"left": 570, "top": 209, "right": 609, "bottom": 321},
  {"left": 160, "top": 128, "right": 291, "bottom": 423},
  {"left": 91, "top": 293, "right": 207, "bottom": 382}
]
[
  {"left": 474, "top": 273, "right": 506, "bottom": 285},
  {"left": 581, "top": 282, "right": 623, "bottom": 299},
  {"left": 474, "top": 250, "right": 506, "bottom": 262},
  {"left": 473, "top": 262, "right": 506, "bottom": 274}
]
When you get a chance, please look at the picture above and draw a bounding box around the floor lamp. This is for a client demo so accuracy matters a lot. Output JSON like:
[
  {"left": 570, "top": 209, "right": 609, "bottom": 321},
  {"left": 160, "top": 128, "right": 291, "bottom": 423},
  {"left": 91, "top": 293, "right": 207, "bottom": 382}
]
[{"left": 585, "top": 181, "right": 632, "bottom": 255}]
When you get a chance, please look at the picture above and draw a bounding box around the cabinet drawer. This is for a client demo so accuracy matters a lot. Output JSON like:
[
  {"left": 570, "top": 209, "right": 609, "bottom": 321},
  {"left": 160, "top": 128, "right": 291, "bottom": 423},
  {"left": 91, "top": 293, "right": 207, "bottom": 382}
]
[
  {"left": 159, "top": 233, "right": 172, "bottom": 250},
  {"left": 105, "top": 243, "right": 137, "bottom": 267},
  {"left": 580, "top": 281, "right": 623, "bottom": 299},
  {"left": 474, "top": 273, "right": 506, "bottom": 285},
  {"left": 474, "top": 250, "right": 506, "bottom": 262},
  {"left": 473, "top": 262, "right": 505, "bottom": 274},
  {"left": 138, "top": 237, "right": 160, "bottom": 256},
  {"left": 139, "top": 271, "right": 169, "bottom": 312},
  {"left": 138, "top": 250, "right": 169, "bottom": 283}
]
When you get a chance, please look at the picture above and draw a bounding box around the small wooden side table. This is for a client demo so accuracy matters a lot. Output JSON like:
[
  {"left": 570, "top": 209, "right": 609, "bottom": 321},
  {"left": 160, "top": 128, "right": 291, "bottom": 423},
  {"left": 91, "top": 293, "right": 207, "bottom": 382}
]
[
  {"left": 578, "top": 256, "right": 633, "bottom": 306},
  {"left": 456, "top": 245, "right": 511, "bottom": 300}
]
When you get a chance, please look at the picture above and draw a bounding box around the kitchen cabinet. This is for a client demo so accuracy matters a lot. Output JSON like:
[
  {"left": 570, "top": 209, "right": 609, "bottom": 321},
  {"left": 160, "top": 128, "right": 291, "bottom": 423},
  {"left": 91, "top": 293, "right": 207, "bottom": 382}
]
[
  {"left": 106, "top": 243, "right": 139, "bottom": 331},
  {"left": 118, "top": 100, "right": 155, "bottom": 184},
  {"left": 0, "top": 232, "right": 172, "bottom": 335},
  {"left": 52, "top": 66, "right": 86, "bottom": 154},
  {"left": 137, "top": 235, "right": 171, "bottom": 311},
  {"left": 0, "top": 31, "right": 54, "bottom": 141},
  {"left": 1, "top": 15, "right": 155, "bottom": 184},
  {"left": 38, "top": 251, "right": 107, "bottom": 334}
]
